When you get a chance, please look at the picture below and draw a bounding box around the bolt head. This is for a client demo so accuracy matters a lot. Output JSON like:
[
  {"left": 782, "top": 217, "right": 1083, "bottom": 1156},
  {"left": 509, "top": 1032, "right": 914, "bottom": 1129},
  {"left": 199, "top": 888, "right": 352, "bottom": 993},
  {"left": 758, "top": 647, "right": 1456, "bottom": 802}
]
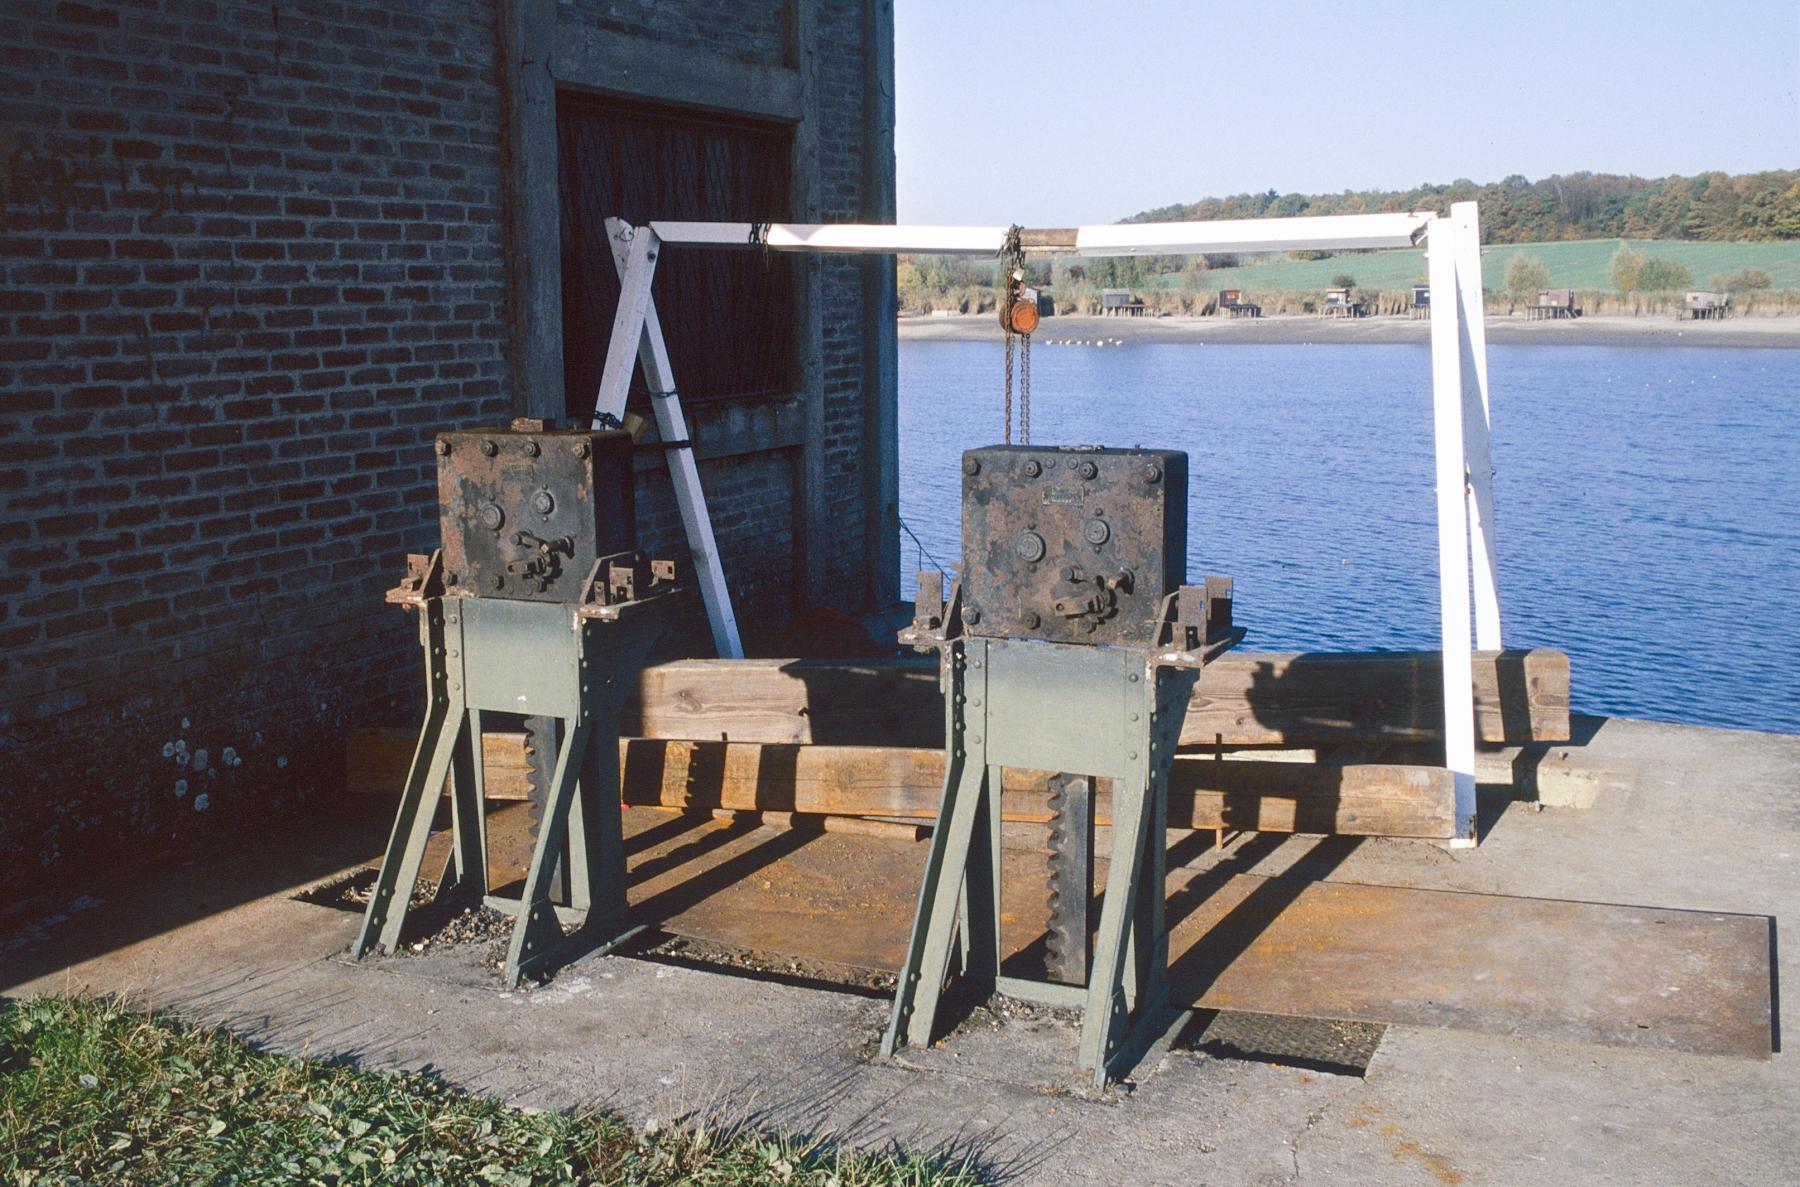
[
  {"left": 963, "top": 456, "right": 981, "bottom": 476},
  {"left": 436, "top": 438, "right": 452, "bottom": 455},
  {"left": 1143, "top": 462, "right": 1162, "bottom": 483},
  {"left": 1077, "top": 460, "right": 1098, "bottom": 480},
  {"left": 1023, "top": 458, "right": 1041, "bottom": 477},
  {"left": 523, "top": 439, "right": 541, "bottom": 457},
  {"left": 480, "top": 439, "right": 498, "bottom": 457},
  {"left": 573, "top": 440, "right": 591, "bottom": 458},
  {"left": 1022, "top": 610, "right": 1041, "bottom": 629},
  {"left": 530, "top": 490, "right": 555, "bottom": 516}
]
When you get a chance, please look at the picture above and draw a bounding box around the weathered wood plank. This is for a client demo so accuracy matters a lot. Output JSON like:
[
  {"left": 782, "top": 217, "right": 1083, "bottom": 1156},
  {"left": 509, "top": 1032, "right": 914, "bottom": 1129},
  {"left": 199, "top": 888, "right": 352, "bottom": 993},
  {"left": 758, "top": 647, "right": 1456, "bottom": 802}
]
[
  {"left": 622, "top": 649, "right": 1570, "bottom": 748},
  {"left": 348, "top": 731, "right": 1455, "bottom": 838},
  {"left": 621, "top": 740, "right": 1456, "bottom": 839}
]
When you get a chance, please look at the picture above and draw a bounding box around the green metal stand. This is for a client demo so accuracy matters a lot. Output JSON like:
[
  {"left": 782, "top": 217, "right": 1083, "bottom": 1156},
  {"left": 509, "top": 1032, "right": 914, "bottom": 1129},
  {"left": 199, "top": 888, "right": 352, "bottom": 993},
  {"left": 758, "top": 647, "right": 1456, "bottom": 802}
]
[
  {"left": 353, "top": 550, "right": 672, "bottom": 986},
  {"left": 882, "top": 580, "right": 1233, "bottom": 1088}
]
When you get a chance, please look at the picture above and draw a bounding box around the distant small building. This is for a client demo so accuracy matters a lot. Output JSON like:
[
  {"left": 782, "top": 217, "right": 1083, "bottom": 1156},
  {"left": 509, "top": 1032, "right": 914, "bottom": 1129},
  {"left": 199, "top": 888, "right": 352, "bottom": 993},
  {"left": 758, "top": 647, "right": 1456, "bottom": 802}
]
[
  {"left": 1101, "top": 287, "right": 1146, "bottom": 317},
  {"left": 1322, "top": 287, "right": 1367, "bottom": 318},
  {"left": 1411, "top": 283, "right": 1431, "bottom": 319},
  {"left": 1684, "top": 291, "right": 1730, "bottom": 320},
  {"left": 1218, "top": 288, "right": 1261, "bottom": 318},
  {"left": 1527, "top": 288, "right": 1579, "bottom": 321}
]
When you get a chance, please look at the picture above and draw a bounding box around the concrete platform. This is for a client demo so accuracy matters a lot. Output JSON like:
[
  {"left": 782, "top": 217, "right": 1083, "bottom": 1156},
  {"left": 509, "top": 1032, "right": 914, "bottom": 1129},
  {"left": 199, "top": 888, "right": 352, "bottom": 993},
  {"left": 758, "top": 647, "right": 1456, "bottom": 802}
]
[{"left": 5, "top": 714, "right": 1797, "bottom": 1185}]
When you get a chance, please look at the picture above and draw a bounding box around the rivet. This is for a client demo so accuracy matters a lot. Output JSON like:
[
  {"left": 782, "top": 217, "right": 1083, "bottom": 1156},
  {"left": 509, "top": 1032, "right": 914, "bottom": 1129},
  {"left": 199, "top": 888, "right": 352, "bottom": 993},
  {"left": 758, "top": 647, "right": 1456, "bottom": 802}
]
[
  {"left": 480, "top": 439, "right": 498, "bottom": 457},
  {"left": 963, "top": 456, "right": 981, "bottom": 476},
  {"left": 523, "top": 439, "right": 540, "bottom": 457},
  {"left": 572, "top": 440, "right": 590, "bottom": 458}
]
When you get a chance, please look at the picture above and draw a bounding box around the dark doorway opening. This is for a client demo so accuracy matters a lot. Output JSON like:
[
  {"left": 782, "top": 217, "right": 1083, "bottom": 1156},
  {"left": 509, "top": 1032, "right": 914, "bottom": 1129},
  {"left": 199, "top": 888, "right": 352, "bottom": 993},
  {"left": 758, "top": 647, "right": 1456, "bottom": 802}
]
[{"left": 556, "top": 92, "right": 797, "bottom": 419}]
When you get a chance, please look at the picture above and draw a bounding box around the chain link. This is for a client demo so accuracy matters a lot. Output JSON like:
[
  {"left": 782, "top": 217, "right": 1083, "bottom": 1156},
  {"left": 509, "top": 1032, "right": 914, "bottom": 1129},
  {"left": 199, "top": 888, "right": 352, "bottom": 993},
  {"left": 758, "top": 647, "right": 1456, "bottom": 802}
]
[
  {"left": 1019, "top": 331, "right": 1031, "bottom": 444},
  {"left": 1003, "top": 329, "right": 1015, "bottom": 445}
]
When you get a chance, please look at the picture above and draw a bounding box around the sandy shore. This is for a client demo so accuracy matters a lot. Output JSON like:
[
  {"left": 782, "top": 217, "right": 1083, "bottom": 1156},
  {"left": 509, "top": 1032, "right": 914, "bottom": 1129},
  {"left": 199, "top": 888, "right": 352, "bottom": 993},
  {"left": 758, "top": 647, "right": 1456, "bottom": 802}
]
[{"left": 899, "top": 312, "right": 1800, "bottom": 349}]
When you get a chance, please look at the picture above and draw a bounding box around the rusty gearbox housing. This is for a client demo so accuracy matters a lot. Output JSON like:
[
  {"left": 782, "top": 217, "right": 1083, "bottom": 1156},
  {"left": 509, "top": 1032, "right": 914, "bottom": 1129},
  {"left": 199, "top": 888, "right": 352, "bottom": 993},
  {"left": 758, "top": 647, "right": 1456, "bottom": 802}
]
[
  {"left": 959, "top": 444, "right": 1187, "bottom": 646},
  {"left": 435, "top": 420, "right": 636, "bottom": 602}
]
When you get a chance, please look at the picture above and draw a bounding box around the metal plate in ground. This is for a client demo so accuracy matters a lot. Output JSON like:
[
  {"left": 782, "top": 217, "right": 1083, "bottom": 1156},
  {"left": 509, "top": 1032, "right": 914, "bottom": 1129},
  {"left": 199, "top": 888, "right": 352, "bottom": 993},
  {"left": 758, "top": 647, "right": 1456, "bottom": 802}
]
[
  {"left": 1164, "top": 870, "right": 1773, "bottom": 1060},
  {"left": 1183, "top": 1009, "right": 1385, "bottom": 1077},
  {"left": 438, "top": 805, "right": 1775, "bottom": 1061}
]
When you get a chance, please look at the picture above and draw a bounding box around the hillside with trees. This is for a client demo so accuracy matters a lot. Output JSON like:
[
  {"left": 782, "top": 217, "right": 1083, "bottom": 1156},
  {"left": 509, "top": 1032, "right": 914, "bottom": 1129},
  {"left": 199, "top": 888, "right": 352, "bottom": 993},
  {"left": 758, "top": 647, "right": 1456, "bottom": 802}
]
[
  {"left": 895, "top": 171, "right": 1800, "bottom": 316},
  {"left": 1129, "top": 170, "right": 1800, "bottom": 243}
]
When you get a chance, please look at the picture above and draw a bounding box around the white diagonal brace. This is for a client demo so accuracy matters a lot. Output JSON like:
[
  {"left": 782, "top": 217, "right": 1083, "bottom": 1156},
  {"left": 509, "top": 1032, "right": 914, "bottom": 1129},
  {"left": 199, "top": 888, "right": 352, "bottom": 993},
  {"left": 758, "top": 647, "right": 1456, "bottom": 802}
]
[
  {"left": 599, "top": 218, "right": 743, "bottom": 659},
  {"left": 1450, "top": 202, "right": 1502, "bottom": 650}
]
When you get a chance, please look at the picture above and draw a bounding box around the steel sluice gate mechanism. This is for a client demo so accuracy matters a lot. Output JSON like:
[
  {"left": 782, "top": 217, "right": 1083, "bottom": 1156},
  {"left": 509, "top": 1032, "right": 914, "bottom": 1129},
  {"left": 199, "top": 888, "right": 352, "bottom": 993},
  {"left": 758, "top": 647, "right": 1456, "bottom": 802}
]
[
  {"left": 882, "top": 444, "right": 1240, "bottom": 1087},
  {"left": 352, "top": 417, "right": 680, "bottom": 986}
]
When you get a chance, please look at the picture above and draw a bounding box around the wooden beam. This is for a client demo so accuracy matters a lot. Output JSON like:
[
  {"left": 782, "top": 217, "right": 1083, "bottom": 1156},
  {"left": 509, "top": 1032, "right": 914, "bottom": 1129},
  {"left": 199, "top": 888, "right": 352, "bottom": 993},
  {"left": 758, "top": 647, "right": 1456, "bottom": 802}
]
[
  {"left": 624, "top": 649, "right": 1570, "bottom": 747},
  {"left": 348, "top": 733, "right": 1456, "bottom": 838}
]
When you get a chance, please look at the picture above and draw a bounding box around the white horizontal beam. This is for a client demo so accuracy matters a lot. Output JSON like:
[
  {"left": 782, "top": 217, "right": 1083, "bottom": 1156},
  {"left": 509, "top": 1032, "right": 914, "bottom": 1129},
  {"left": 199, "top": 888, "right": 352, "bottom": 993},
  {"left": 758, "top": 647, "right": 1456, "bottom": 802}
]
[
  {"left": 651, "top": 221, "right": 1014, "bottom": 255},
  {"left": 1074, "top": 212, "right": 1434, "bottom": 256},
  {"left": 648, "top": 212, "right": 1436, "bottom": 258}
]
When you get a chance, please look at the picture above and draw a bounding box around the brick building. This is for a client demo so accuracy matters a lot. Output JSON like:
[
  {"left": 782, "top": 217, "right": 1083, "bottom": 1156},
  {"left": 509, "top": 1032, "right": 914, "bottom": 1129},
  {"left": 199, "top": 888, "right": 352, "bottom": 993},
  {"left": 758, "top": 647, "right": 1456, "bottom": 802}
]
[{"left": 0, "top": 0, "right": 899, "bottom": 897}]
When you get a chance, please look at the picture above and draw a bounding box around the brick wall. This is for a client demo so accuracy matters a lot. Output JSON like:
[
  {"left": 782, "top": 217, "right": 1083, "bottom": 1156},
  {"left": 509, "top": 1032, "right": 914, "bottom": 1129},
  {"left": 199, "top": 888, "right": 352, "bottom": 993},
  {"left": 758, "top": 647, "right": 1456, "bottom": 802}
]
[
  {"left": 0, "top": 0, "right": 891, "bottom": 898},
  {"left": 815, "top": 1, "right": 876, "bottom": 597},
  {"left": 0, "top": 0, "right": 510, "bottom": 895}
]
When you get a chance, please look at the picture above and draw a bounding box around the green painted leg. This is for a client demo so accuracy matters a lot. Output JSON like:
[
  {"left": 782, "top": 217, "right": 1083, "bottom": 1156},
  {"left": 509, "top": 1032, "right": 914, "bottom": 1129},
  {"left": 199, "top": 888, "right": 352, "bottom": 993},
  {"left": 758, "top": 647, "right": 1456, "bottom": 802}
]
[
  {"left": 572, "top": 705, "right": 627, "bottom": 927},
  {"left": 1077, "top": 766, "right": 1151, "bottom": 1085},
  {"left": 883, "top": 755, "right": 991, "bottom": 1054},
  {"left": 435, "top": 708, "right": 487, "bottom": 905},
  {"left": 353, "top": 704, "right": 463, "bottom": 957},
  {"left": 505, "top": 718, "right": 591, "bottom": 986}
]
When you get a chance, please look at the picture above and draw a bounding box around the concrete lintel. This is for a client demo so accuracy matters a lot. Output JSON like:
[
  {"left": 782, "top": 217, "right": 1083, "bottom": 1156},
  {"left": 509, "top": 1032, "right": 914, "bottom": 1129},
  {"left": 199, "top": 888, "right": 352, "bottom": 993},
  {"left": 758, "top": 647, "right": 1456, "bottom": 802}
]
[{"left": 550, "top": 27, "right": 803, "bottom": 124}]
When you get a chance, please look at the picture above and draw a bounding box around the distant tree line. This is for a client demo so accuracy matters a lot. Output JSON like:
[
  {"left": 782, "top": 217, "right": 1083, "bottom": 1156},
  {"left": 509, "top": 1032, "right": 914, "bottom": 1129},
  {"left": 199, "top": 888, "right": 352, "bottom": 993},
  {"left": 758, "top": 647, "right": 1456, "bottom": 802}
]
[{"left": 1130, "top": 170, "right": 1800, "bottom": 243}]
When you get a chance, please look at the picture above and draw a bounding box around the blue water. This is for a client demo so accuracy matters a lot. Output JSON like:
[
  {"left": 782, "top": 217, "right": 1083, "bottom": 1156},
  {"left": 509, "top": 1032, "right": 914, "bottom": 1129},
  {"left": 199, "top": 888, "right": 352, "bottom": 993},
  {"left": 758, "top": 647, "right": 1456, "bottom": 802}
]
[{"left": 897, "top": 341, "right": 1800, "bottom": 735}]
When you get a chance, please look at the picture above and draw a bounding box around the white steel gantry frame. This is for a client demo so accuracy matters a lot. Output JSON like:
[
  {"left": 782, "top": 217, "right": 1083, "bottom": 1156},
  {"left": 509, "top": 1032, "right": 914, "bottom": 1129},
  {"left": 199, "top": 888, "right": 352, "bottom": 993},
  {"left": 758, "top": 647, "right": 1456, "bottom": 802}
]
[{"left": 594, "top": 203, "right": 1501, "bottom": 843}]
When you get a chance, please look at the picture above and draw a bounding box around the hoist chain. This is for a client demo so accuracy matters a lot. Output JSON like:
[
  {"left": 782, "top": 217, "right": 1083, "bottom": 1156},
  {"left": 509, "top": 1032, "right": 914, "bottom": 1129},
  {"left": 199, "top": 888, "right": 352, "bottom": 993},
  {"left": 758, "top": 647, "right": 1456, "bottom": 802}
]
[
  {"left": 1003, "top": 329, "right": 1015, "bottom": 445},
  {"left": 1019, "top": 330, "right": 1031, "bottom": 444},
  {"left": 998, "top": 223, "right": 1031, "bottom": 445}
]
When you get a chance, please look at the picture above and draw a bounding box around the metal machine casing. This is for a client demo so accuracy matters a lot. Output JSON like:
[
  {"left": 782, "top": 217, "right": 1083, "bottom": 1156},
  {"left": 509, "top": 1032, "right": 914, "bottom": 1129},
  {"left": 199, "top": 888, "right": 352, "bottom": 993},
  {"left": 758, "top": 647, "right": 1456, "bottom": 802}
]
[
  {"left": 435, "top": 422, "right": 635, "bottom": 603},
  {"left": 959, "top": 445, "right": 1187, "bottom": 646}
]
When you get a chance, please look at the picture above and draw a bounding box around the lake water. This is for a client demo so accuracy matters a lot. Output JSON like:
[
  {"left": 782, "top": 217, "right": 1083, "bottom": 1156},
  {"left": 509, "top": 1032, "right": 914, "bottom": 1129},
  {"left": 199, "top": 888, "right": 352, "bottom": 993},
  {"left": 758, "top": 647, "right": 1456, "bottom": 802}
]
[{"left": 897, "top": 340, "right": 1800, "bottom": 736}]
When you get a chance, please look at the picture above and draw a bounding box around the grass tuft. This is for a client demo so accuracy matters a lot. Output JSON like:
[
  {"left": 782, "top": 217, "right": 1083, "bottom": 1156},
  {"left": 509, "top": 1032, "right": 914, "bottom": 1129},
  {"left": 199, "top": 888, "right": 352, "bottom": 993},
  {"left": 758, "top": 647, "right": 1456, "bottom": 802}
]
[{"left": 0, "top": 995, "right": 981, "bottom": 1186}]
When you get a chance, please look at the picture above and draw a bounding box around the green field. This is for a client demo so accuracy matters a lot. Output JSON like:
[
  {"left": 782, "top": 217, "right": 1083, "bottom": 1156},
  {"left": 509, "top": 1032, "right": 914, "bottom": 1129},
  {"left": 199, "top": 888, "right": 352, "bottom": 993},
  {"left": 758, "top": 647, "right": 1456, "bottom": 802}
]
[{"left": 1155, "top": 238, "right": 1800, "bottom": 294}]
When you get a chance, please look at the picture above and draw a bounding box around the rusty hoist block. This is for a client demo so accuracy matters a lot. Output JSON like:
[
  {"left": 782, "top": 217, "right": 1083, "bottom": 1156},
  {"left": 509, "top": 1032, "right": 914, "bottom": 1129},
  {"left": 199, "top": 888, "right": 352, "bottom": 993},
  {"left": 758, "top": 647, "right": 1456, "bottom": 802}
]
[
  {"left": 352, "top": 418, "right": 680, "bottom": 986},
  {"left": 882, "top": 444, "right": 1240, "bottom": 1088}
]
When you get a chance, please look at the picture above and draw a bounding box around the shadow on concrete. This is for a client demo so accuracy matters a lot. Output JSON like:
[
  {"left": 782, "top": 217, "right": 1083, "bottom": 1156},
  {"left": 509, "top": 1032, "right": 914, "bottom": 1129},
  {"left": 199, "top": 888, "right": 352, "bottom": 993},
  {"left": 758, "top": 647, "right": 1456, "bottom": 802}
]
[{"left": 0, "top": 795, "right": 398, "bottom": 993}]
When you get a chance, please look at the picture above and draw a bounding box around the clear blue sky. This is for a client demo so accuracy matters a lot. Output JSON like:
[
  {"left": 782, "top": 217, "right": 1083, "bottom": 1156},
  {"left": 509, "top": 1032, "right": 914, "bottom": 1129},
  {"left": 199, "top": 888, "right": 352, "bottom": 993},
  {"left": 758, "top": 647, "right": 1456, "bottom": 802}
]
[{"left": 894, "top": 0, "right": 1800, "bottom": 225}]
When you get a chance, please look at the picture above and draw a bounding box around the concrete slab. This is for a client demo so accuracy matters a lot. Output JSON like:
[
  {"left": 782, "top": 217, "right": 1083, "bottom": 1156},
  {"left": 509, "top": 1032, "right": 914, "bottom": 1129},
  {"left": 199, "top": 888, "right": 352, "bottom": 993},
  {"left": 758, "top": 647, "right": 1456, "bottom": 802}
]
[{"left": 4, "top": 715, "right": 1797, "bottom": 1185}]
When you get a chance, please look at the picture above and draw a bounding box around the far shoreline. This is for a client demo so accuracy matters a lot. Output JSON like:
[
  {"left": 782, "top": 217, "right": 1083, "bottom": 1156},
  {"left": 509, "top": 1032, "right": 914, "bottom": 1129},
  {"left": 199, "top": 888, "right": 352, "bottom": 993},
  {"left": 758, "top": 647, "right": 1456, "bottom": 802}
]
[{"left": 898, "top": 312, "right": 1800, "bottom": 350}]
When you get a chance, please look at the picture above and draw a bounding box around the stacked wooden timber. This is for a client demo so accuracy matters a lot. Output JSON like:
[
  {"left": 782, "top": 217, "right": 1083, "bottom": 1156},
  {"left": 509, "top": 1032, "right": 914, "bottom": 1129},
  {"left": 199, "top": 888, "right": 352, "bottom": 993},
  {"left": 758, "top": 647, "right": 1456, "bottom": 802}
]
[{"left": 346, "top": 649, "right": 1569, "bottom": 840}]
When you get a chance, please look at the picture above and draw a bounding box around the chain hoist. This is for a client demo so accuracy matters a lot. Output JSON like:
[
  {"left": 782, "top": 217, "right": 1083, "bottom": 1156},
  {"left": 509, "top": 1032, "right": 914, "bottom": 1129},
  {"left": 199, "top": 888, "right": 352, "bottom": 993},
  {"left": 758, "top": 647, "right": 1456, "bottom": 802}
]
[{"left": 997, "top": 224, "right": 1037, "bottom": 444}]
